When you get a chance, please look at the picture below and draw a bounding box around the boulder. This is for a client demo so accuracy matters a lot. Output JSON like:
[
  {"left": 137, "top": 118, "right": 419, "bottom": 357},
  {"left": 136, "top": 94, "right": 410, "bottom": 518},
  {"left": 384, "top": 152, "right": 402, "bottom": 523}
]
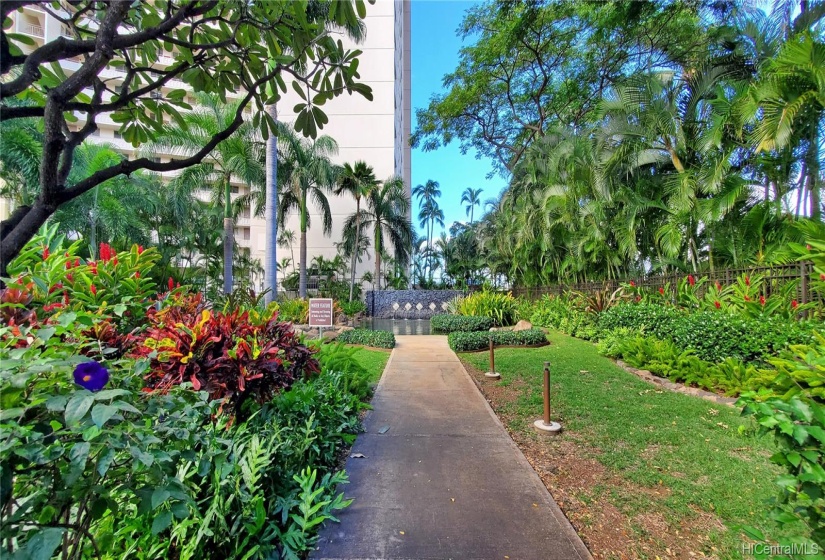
[
  {"left": 339, "top": 326, "right": 354, "bottom": 332},
  {"left": 513, "top": 320, "right": 533, "bottom": 332},
  {"left": 323, "top": 330, "right": 340, "bottom": 341},
  {"left": 489, "top": 327, "right": 498, "bottom": 332}
]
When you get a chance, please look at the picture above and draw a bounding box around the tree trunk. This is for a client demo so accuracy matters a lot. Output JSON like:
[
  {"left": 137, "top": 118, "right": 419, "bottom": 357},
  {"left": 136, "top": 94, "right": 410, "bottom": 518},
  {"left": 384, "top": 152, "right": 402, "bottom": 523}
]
[
  {"left": 374, "top": 226, "right": 382, "bottom": 291},
  {"left": 349, "top": 198, "right": 360, "bottom": 301},
  {"left": 264, "top": 104, "right": 278, "bottom": 304},
  {"left": 223, "top": 178, "right": 234, "bottom": 295},
  {"left": 299, "top": 190, "right": 308, "bottom": 298},
  {"left": 0, "top": 200, "right": 52, "bottom": 277}
]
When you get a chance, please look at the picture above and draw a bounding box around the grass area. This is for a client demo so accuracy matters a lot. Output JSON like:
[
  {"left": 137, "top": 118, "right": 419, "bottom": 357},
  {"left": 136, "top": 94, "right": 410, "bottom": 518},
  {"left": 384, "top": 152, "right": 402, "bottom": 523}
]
[
  {"left": 351, "top": 346, "right": 391, "bottom": 385},
  {"left": 461, "top": 331, "right": 792, "bottom": 560}
]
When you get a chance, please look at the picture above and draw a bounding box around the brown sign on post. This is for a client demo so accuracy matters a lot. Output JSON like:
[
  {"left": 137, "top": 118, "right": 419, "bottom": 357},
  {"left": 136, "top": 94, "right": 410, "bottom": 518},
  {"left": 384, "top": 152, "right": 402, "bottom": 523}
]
[{"left": 308, "top": 298, "right": 333, "bottom": 327}]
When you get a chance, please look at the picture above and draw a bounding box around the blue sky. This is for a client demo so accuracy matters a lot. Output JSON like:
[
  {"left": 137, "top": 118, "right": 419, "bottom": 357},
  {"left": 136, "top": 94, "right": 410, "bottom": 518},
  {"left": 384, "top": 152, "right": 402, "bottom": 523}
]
[{"left": 410, "top": 0, "right": 508, "bottom": 239}]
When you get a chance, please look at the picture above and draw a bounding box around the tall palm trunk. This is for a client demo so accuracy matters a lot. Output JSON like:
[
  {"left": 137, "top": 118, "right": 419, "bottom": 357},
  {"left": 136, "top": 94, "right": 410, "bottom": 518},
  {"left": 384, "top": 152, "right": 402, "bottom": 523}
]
[
  {"left": 349, "top": 197, "right": 360, "bottom": 301},
  {"left": 264, "top": 104, "right": 278, "bottom": 304},
  {"left": 223, "top": 178, "right": 233, "bottom": 295},
  {"left": 374, "top": 224, "right": 382, "bottom": 291},
  {"left": 299, "top": 189, "right": 308, "bottom": 298}
]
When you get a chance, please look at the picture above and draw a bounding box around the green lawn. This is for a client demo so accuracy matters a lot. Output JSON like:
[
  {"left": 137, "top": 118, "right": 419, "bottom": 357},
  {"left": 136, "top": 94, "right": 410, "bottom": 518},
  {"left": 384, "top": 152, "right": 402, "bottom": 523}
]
[
  {"left": 461, "top": 331, "right": 794, "bottom": 559},
  {"left": 351, "top": 346, "right": 391, "bottom": 385}
]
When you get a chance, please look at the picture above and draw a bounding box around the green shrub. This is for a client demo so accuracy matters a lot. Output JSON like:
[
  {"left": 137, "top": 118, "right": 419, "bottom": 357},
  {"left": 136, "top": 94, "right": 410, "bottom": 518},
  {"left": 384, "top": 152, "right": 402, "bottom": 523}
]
[
  {"left": 430, "top": 314, "right": 494, "bottom": 333},
  {"left": 336, "top": 328, "right": 395, "bottom": 348},
  {"left": 738, "top": 332, "right": 825, "bottom": 552},
  {"left": 277, "top": 297, "right": 309, "bottom": 323},
  {"left": 448, "top": 328, "right": 548, "bottom": 352},
  {"left": 454, "top": 290, "right": 517, "bottom": 326},
  {"left": 598, "top": 302, "right": 683, "bottom": 340},
  {"left": 596, "top": 327, "right": 633, "bottom": 358},
  {"left": 340, "top": 299, "right": 367, "bottom": 317}
]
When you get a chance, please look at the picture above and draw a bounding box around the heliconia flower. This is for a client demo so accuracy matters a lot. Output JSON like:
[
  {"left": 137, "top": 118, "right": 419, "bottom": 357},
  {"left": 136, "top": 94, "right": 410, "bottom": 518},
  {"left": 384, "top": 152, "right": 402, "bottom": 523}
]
[
  {"left": 176, "top": 282, "right": 181, "bottom": 289},
  {"left": 74, "top": 258, "right": 80, "bottom": 268},
  {"left": 807, "top": 244, "right": 812, "bottom": 251},
  {"left": 90, "top": 285, "right": 97, "bottom": 296},
  {"left": 820, "top": 273, "right": 825, "bottom": 281},
  {"left": 134, "top": 271, "right": 140, "bottom": 279},
  {"left": 42, "top": 246, "right": 50, "bottom": 260},
  {"left": 48, "top": 282, "right": 63, "bottom": 294},
  {"left": 66, "top": 273, "right": 74, "bottom": 283},
  {"left": 168, "top": 277, "right": 175, "bottom": 291},
  {"left": 629, "top": 280, "right": 636, "bottom": 287},
  {"left": 715, "top": 282, "right": 721, "bottom": 291},
  {"left": 73, "top": 362, "right": 109, "bottom": 392},
  {"left": 43, "top": 302, "right": 64, "bottom": 312},
  {"left": 792, "top": 300, "right": 799, "bottom": 309},
  {"left": 63, "top": 291, "right": 70, "bottom": 306},
  {"left": 687, "top": 275, "right": 695, "bottom": 286},
  {"left": 112, "top": 257, "right": 118, "bottom": 266},
  {"left": 759, "top": 295, "right": 766, "bottom": 306},
  {"left": 89, "top": 262, "right": 98, "bottom": 275},
  {"left": 714, "top": 301, "right": 720, "bottom": 309},
  {"left": 137, "top": 245, "right": 144, "bottom": 254},
  {"left": 745, "top": 276, "right": 750, "bottom": 286},
  {"left": 658, "top": 287, "right": 664, "bottom": 295},
  {"left": 65, "top": 260, "right": 72, "bottom": 270},
  {"left": 635, "top": 295, "right": 641, "bottom": 302},
  {"left": 744, "top": 295, "right": 751, "bottom": 301},
  {"left": 99, "top": 243, "right": 115, "bottom": 262}
]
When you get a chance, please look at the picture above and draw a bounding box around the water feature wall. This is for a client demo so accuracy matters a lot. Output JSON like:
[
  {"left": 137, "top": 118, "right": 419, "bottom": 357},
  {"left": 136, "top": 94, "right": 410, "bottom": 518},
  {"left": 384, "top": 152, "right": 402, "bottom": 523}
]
[{"left": 365, "top": 290, "right": 463, "bottom": 319}]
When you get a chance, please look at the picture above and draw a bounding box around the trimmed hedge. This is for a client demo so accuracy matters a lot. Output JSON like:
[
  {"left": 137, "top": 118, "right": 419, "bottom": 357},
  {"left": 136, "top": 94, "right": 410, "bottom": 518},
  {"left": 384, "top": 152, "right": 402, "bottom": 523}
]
[
  {"left": 448, "top": 329, "right": 548, "bottom": 352},
  {"left": 337, "top": 329, "right": 396, "bottom": 349},
  {"left": 430, "top": 314, "right": 494, "bottom": 333},
  {"left": 599, "top": 303, "right": 816, "bottom": 363}
]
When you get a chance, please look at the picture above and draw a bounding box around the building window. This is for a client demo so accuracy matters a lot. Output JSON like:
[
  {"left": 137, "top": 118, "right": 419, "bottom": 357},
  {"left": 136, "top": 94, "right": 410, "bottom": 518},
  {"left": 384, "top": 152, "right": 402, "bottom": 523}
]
[
  {"left": 231, "top": 186, "right": 239, "bottom": 194},
  {"left": 114, "top": 131, "right": 122, "bottom": 139},
  {"left": 243, "top": 228, "right": 251, "bottom": 240}
]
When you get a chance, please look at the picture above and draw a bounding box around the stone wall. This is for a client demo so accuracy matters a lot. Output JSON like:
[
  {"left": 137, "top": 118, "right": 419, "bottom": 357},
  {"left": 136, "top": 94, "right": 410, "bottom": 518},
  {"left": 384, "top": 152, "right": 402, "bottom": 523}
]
[{"left": 365, "top": 290, "right": 463, "bottom": 318}]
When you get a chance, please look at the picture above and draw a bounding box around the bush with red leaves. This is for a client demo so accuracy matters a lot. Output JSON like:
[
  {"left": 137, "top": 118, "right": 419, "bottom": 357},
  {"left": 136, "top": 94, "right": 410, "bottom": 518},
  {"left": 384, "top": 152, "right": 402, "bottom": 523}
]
[{"left": 130, "top": 293, "right": 318, "bottom": 414}]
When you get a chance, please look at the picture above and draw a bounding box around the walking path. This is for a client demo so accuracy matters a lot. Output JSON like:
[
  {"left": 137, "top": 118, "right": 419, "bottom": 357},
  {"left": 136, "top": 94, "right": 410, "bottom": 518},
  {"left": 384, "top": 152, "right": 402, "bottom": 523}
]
[{"left": 312, "top": 335, "right": 591, "bottom": 560}]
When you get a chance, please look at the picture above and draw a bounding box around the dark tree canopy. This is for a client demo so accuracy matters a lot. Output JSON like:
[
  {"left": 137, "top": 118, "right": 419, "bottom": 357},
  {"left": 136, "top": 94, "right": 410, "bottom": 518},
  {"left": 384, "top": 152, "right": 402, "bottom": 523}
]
[
  {"left": 0, "top": 0, "right": 373, "bottom": 271},
  {"left": 411, "top": 0, "right": 723, "bottom": 173}
]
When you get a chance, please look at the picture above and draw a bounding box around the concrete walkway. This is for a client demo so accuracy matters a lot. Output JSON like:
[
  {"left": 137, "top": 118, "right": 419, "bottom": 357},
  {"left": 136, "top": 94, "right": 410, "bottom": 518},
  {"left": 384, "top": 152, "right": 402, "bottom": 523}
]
[{"left": 312, "top": 335, "right": 591, "bottom": 560}]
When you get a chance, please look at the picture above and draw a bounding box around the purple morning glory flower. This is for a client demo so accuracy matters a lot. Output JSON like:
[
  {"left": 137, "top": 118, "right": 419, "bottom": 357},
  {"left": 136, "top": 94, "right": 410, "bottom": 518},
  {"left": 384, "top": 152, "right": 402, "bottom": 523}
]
[{"left": 73, "top": 362, "right": 109, "bottom": 392}]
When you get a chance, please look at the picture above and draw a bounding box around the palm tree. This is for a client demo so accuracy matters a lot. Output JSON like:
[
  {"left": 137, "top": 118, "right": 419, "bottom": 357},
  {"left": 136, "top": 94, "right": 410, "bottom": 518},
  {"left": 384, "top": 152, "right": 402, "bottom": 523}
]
[
  {"left": 412, "top": 179, "right": 442, "bottom": 249},
  {"left": 276, "top": 128, "right": 339, "bottom": 298},
  {"left": 461, "top": 187, "right": 484, "bottom": 223},
  {"left": 264, "top": 103, "right": 279, "bottom": 303},
  {"left": 277, "top": 229, "right": 296, "bottom": 274},
  {"left": 418, "top": 199, "right": 445, "bottom": 280},
  {"left": 344, "top": 176, "right": 412, "bottom": 290},
  {"left": 143, "top": 92, "right": 265, "bottom": 294},
  {"left": 336, "top": 161, "right": 379, "bottom": 300}
]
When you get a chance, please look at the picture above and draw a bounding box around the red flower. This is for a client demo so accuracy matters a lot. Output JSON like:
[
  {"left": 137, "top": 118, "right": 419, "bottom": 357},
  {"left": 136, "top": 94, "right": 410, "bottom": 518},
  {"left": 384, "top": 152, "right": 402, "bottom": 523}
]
[
  {"left": 74, "top": 258, "right": 80, "bottom": 268},
  {"left": 759, "top": 295, "right": 766, "bottom": 306},
  {"left": 43, "top": 302, "right": 64, "bottom": 312},
  {"left": 63, "top": 291, "right": 70, "bottom": 306},
  {"left": 658, "top": 287, "right": 664, "bottom": 295},
  {"left": 820, "top": 273, "right": 825, "bottom": 281},
  {"left": 176, "top": 282, "right": 181, "bottom": 289},
  {"left": 168, "top": 277, "right": 175, "bottom": 291},
  {"left": 635, "top": 295, "right": 641, "bottom": 302},
  {"left": 137, "top": 245, "right": 144, "bottom": 254},
  {"left": 90, "top": 285, "right": 97, "bottom": 296},
  {"left": 42, "top": 246, "right": 50, "bottom": 260},
  {"left": 112, "top": 256, "right": 118, "bottom": 266},
  {"left": 792, "top": 300, "right": 799, "bottom": 309},
  {"left": 65, "top": 260, "right": 72, "bottom": 270},
  {"left": 99, "top": 243, "right": 115, "bottom": 262},
  {"left": 48, "top": 282, "right": 63, "bottom": 294},
  {"left": 629, "top": 280, "right": 636, "bottom": 287},
  {"left": 66, "top": 273, "right": 74, "bottom": 283},
  {"left": 744, "top": 295, "right": 751, "bottom": 302},
  {"left": 134, "top": 271, "right": 141, "bottom": 279},
  {"left": 745, "top": 276, "right": 750, "bottom": 286},
  {"left": 715, "top": 282, "right": 721, "bottom": 291},
  {"left": 714, "top": 301, "right": 721, "bottom": 309},
  {"left": 89, "top": 262, "right": 98, "bottom": 275},
  {"left": 687, "top": 275, "right": 695, "bottom": 286},
  {"left": 807, "top": 244, "right": 812, "bottom": 251}
]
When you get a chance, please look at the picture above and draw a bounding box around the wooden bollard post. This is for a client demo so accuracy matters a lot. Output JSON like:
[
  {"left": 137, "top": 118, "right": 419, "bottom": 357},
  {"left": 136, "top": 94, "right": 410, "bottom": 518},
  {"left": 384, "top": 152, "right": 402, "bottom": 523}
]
[
  {"left": 484, "top": 335, "right": 500, "bottom": 379},
  {"left": 533, "top": 360, "right": 561, "bottom": 434}
]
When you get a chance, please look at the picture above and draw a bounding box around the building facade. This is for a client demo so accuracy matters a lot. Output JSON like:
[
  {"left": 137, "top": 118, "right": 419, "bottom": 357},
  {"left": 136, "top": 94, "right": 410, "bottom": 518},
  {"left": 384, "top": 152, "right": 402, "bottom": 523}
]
[{"left": 3, "top": 1, "right": 411, "bottom": 293}]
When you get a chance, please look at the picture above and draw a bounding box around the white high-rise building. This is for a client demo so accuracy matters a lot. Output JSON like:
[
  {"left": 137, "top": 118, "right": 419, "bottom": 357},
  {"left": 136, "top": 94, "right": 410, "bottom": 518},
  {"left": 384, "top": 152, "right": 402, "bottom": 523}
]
[{"left": 3, "top": 1, "right": 412, "bottom": 292}]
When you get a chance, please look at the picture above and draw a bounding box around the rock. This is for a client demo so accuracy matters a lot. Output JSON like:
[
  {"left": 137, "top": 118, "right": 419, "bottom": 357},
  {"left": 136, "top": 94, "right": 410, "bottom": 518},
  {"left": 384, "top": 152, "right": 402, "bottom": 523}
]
[
  {"left": 335, "top": 313, "right": 348, "bottom": 325},
  {"left": 323, "top": 330, "right": 339, "bottom": 341},
  {"left": 489, "top": 327, "right": 498, "bottom": 332},
  {"left": 339, "top": 326, "right": 354, "bottom": 332},
  {"left": 513, "top": 320, "right": 533, "bottom": 331}
]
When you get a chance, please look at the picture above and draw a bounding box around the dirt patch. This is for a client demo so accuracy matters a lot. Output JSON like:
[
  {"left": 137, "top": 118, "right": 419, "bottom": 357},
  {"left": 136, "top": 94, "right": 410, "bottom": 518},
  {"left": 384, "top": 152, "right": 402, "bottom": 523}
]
[{"left": 462, "top": 357, "right": 727, "bottom": 560}]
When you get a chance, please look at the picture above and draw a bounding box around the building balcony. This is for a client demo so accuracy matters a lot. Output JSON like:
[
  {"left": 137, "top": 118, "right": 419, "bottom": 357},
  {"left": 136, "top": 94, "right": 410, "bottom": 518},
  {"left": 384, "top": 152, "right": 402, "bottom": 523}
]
[{"left": 19, "top": 23, "right": 44, "bottom": 38}]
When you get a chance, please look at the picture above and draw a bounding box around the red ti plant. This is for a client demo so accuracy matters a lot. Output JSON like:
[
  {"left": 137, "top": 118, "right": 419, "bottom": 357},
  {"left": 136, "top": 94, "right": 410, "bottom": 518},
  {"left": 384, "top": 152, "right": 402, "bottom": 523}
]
[{"left": 130, "top": 293, "right": 318, "bottom": 416}]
